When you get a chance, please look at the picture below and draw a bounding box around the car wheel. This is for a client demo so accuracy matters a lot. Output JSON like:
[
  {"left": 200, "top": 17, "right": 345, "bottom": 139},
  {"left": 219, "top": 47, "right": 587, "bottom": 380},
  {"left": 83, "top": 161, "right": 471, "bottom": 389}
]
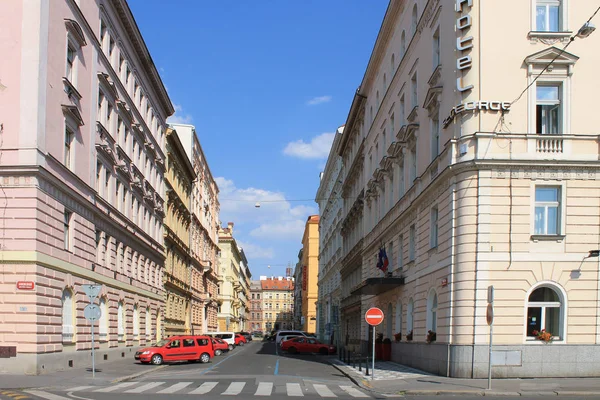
[
  {"left": 239, "top": 341, "right": 245, "bottom": 346},
  {"left": 228, "top": 344, "right": 234, "bottom": 351},
  {"left": 151, "top": 354, "right": 163, "bottom": 365},
  {"left": 319, "top": 348, "right": 329, "bottom": 355},
  {"left": 200, "top": 353, "right": 210, "bottom": 363},
  {"left": 288, "top": 347, "right": 297, "bottom": 354},
  {"left": 214, "top": 349, "right": 222, "bottom": 356}
]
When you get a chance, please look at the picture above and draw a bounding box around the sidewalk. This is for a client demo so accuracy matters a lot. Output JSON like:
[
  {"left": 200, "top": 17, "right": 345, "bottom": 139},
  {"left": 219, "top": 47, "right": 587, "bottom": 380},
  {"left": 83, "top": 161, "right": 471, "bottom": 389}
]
[
  {"left": 0, "top": 356, "right": 167, "bottom": 390},
  {"left": 330, "top": 359, "right": 600, "bottom": 396}
]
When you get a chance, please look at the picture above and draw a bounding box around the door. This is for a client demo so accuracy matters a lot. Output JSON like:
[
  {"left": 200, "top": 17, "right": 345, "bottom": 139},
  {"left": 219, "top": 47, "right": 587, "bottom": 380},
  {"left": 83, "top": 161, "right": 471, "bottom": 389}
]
[
  {"left": 181, "top": 338, "right": 198, "bottom": 359},
  {"left": 307, "top": 338, "right": 320, "bottom": 353},
  {"left": 164, "top": 339, "right": 182, "bottom": 361},
  {"left": 294, "top": 338, "right": 308, "bottom": 352}
]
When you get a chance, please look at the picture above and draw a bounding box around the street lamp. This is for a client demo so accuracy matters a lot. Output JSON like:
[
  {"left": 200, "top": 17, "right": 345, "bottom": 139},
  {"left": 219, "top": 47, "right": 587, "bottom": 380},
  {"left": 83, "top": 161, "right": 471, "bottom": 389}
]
[
  {"left": 577, "top": 22, "right": 596, "bottom": 39},
  {"left": 588, "top": 250, "right": 600, "bottom": 258}
]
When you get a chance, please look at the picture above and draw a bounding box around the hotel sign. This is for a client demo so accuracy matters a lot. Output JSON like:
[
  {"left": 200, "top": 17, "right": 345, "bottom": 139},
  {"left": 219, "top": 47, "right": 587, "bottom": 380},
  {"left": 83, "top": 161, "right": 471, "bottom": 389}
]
[{"left": 444, "top": 0, "right": 510, "bottom": 128}]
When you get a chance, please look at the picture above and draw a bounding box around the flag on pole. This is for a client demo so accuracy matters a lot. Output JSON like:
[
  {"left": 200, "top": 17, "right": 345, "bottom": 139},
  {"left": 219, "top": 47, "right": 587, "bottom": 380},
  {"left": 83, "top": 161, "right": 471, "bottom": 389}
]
[
  {"left": 382, "top": 247, "right": 389, "bottom": 272},
  {"left": 376, "top": 247, "right": 388, "bottom": 274}
]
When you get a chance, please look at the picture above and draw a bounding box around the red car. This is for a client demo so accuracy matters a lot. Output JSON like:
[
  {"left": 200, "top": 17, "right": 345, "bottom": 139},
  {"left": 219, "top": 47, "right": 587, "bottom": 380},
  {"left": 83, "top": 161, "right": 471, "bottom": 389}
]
[
  {"left": 281, "top": 337, "right": 336, "bottom": 355},
  {"left": 211, "top": 337, "right": 229, "bottom": 356},
  {"left": 134, "top": 335, "right": 214, "bottom": 365},
  {"left": 234, "top": 333, "right": 247, "bottom": 346}
]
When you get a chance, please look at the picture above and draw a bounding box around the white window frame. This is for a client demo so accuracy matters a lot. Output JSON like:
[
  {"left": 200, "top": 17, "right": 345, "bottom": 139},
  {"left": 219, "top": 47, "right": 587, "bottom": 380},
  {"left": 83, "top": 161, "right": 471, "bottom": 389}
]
[
  {"left": 145, "top": 307, "right": 152, "bottom": 340},
  {"left": 400, "top": 31, "right": 406, "bottom": 59},
  {"left": 431, "top": 113, "right": 440, "bottom": 160},
  {"left": 411, "top": 4, "right": 418, "bottom": 36},
  {"left": 530, "top": 182, "right": 566, "bottom": 238},
  {"left": 426, "top": 289, "right": 438, "bottom": 332},
  {"left": 99, "top": 297, "right": 108, "bottom": 341},
  {"left": 63, "top": 209, "right": 73, "bottom": 251},
  {"left": 409, "top": 224, "right": 416, "bottom": 261},
  {"left": 410, "top": 145, "right": 417, "bottom": 182},
  {"left": 407, "top": 298, "right": 414, "bottom": 334},
  {"left": 535, "top": 83, "right": 562, "bottom": 135},
  {"left": 64, "top": 124, "right": 75, "bottom": 170},
  {"left": 532, "top": 0, "right": 568, "bottom": 32},
  {"left": 117, "top": 301, "right": 125, "bottom": 342},
  {"left": 397, "top": 234, "right": 404, "bottom": 270},
  {"left": 133, "top": 305, "right": 140, "bottom": 340},
  {"left": 411, "top": 73, "right": 418, "bottom": 109},
  {"left": 523, "top": 281, "right": 567, "bottom": 342},
  {"left": 62, "top": 288, "right": 75, "bottom": 343},
  {"left": 65, "top": 40, "right": 77, "bottom": 84},
  {"left": 526, "top": 68, "right": 571, "bottom": 136},
  {"left": 430, "top": 206, "right": 439, "bottom": 249},
  {"left": 432, "top": 27, "right": 440, "bottom": 70}
]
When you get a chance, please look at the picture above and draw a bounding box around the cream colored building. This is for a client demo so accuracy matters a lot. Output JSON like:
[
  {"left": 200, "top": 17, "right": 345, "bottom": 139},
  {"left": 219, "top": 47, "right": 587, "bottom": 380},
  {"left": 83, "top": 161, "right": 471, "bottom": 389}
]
[
  {"left": 260, "top": 276, "right": 295, "bottom": 332},
  {"left": 300, "top": 216, "right": 320, "bottom": 333},
  {"left": 330, "top": 0, "right": 600, "bottom": 378},
  {"left": 216, "top": 222, "right": 247, "bottom": 332}
]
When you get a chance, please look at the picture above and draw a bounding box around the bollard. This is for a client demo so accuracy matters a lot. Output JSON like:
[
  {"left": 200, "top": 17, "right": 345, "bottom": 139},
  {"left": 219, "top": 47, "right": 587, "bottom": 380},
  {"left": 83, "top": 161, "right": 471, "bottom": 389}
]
[
  {"left": 358, "top": 355, "right": 362, "bottom": 372},
  {"left": 350, "top": 353, "right": 355, "bottom": 368},
  {"left": 365, "top": 357, "right": 369, "bottom": 376}
]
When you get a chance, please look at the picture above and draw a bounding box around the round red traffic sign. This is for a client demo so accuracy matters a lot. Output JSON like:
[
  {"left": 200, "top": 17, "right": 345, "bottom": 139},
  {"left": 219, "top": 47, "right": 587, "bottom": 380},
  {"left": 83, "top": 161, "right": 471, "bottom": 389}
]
[{"left": 365, "top": 307, "right": 384, "bottom": 326}]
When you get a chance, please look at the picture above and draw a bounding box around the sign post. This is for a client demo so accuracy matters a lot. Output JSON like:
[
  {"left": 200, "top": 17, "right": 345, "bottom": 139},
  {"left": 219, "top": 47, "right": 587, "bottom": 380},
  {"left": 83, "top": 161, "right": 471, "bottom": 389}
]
[
  {"left": 486, "top": 286, "right": 494, "bottom": 390},
  {"left": 365, "top": 307, "right": 384, "bottom": 381},
  {"left": 83, "top": 284, "right": 102, "bottom": 378}
]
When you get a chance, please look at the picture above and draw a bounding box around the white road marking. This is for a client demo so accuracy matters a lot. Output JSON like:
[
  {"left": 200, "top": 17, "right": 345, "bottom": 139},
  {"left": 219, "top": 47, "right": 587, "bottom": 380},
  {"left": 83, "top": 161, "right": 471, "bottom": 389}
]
[
  {"left": 313, "top": 384, "right": 337, "bottom": 397},
  {"left": 286, "top": 383, "right": 304, "bottom": 397},
  {"left": 254, "top": 382, "right": 273, "bottom": 396},
  {"left": 93, "top": 381, "right": 138, "bottom": 392},
  {"left": 124, "top": 381, "right": 165, "bottom": 393},
  {"left": 24, "top": 391, "right": 70, "bottom": 400},
  {"left": 221, "top": 381, "right": 246, "bottom": 395},
  {"left": 189, "top": 381, "right": 218, "bottom": 394},
  {"left": 340, "top": 385, "right": 369, "bottom": 398},
  {"left": 156, "top": 381, "right": 193, "bottom": 394},
  {"left": 65, "top": 386, "right": 94, "bottom": 392}
]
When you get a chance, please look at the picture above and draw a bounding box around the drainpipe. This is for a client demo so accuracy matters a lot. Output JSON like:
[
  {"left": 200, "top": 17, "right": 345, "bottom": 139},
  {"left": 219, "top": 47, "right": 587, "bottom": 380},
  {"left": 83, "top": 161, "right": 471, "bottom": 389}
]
[{"left": 446, "top": 178, "right": 457, "bottom": 377}]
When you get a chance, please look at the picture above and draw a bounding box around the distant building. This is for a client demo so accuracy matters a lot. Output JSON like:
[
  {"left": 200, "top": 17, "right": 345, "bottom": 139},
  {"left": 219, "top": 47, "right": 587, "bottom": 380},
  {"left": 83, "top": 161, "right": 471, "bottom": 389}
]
[
  {"left": 260, "top": 276, "right": 294, "bottom": 332},
  {"left": 249, "top": 281, "right": 263, "bottom": 332}
]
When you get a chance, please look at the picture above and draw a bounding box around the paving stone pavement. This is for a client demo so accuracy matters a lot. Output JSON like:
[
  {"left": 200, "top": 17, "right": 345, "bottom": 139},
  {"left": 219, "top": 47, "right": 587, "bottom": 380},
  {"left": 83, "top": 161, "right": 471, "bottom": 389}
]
[{"left": 330, "top": 359, "right": 429, "bottom": 381}]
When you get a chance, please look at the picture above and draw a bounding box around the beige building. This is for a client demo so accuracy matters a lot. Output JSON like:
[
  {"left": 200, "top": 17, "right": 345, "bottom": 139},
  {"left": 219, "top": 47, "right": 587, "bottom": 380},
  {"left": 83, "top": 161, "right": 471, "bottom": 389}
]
[
  {"left": 300, "top": 216, "right": 320, "bottom": 333},
  {"left": 169, "top": 124, "right": 220, "bottom": 334},
  {"left": 259, "top": 276, "right": 295, "bottom": 332},
  {"left": 216, "top": 222, "right": 248, "bottom": 332},
  {"left": 329, "top": 0, "right": 600, "bottom": 378},
  {"left": 163, "top": 128, "right": 195, "bottom": 336}
]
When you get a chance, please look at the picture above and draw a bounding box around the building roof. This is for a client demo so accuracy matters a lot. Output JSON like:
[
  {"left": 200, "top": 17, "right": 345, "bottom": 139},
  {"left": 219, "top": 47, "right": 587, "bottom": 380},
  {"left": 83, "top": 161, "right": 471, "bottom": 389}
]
[{"left": 261, "top": 278, "right": 294, "bottom": 291}]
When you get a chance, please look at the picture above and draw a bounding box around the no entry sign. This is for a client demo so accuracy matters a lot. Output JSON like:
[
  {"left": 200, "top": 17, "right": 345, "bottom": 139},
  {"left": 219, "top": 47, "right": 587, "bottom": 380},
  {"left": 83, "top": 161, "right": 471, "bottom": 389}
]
[{"left": 365, "top": 307, "right": 384, "bottom": 326}]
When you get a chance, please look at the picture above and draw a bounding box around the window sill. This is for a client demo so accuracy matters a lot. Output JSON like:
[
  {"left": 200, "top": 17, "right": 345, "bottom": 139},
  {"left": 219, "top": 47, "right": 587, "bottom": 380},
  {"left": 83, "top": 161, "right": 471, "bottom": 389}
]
[
  {"left": 63, "top": 77, "right": 82, "bottom": 101},
  {"left": 528, "top": 31, "right": 572, "bottom": 44},
  {"left": 531, "top": 234, "right": 565, "bottom": 243}
]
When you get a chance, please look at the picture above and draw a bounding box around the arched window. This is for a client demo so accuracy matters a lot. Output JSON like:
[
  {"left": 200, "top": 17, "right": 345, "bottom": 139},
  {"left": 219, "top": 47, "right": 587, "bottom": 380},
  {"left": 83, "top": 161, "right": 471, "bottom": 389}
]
[
  {"left": 133, "top": 304, "right": 140, "bottom": 340},
  {"left": 390, "top": 53, "right": 395, "bottom": 76},
  {"left": 411, "top": 4, "right": 418, "bottom": 36},
  {"left": 407, "top": 298, "right": 414, "bottom": 334},
  {"left": 99, "top": 296, "right": 108, "bottom": 342},
  {"left": 383, "top": 73, "right": 387, "bottom": 91},
  {"left": 400, "top": 31, "right": 406, "bottom": 58},
  {"left": 386, "top": 303, "right": 393, "bottom": 339},
  {"left": 62, "top": 288, "right": 75, "bottom": 343},
  {"left": 117, "top": 301, "right": 125, "bottom": 342},
  {"left": 527, "top": 285, "right": 564, "bottom": 340},
  {"left": 395, "top": 299, "right": 402, "bottom": 334},
  {"left": 427, "top": 290, "right": 438, "bottom": 332}
]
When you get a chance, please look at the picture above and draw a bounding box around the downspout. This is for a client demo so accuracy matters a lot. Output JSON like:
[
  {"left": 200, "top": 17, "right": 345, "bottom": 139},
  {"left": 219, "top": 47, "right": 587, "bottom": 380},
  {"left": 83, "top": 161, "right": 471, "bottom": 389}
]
[{"left": 446, "top": 179, "right": 457, "bottom": 377}]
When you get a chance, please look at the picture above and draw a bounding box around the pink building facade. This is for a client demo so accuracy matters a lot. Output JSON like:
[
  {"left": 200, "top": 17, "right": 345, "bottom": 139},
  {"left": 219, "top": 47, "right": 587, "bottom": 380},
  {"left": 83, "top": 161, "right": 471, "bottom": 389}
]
[{"left": 0, "top": 0, "right": 173, "bottom": 374}]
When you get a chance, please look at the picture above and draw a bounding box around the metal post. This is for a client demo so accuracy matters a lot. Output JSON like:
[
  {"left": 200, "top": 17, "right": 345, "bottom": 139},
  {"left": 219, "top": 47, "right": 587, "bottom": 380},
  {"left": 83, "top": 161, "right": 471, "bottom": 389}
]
[
  {"left": 488, "top": 321, "right": 493, "bottom": 390},
  {"left": 372, "top": 325, "right": 375, "bottom": 380},
  {"left": 91, "top": 318, "right": 95, "bottom": 378}
]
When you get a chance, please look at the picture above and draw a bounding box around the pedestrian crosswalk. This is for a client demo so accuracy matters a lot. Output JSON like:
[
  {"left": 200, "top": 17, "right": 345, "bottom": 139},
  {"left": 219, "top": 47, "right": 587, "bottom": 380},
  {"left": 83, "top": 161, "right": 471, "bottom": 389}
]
[{"left": 27, "top": 381, "right": 373, "bottom": 398}]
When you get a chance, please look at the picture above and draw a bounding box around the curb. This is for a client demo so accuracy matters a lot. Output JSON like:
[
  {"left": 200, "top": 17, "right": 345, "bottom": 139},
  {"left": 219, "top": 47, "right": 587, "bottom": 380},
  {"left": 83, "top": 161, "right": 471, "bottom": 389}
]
[{"left": 111, "top": 364, "right": 169, "bottom": 383}]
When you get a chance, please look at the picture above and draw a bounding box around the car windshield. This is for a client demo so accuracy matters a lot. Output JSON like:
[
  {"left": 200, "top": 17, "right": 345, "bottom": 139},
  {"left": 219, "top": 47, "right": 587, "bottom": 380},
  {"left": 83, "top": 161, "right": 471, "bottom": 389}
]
[{"left": 153, "top": 340, "right": 169, "bottom": 347}]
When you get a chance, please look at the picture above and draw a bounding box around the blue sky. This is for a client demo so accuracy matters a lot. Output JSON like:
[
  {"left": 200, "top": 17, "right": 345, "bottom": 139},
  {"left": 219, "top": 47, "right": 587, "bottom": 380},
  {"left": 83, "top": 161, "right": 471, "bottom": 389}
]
[{"left": 129, "top": 1, "right": 388, "bottom": 279}]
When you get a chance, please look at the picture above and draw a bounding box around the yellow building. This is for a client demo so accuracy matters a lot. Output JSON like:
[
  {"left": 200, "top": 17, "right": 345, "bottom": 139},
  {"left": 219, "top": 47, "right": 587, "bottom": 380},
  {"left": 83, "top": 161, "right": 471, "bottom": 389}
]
[
  {"left": 163, "top": 128, "right": 195, "bottom": 336},
  {"left": 300, "top": 215, "right": 319, "bottom": 333}
]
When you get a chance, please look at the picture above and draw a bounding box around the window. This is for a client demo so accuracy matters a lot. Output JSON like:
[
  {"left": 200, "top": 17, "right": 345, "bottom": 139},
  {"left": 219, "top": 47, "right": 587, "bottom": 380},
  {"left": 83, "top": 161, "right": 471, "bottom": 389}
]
[
  {"left": 407, "top": 298, "right": 414, "bottom": 334},
  {"left": 410, "top": 145, "right": 417, "bottom": 182},
  {"left": 133, "top": 305, "right": 140, "bottom": 339},
  {"left": 432, "top": 27, "right": 440, "bottom": 69},
  {"left": 411, "top": 73, "right": 418, "bottom": 109},
  {"left": 399, "top": 95, "right": 405, "bottom": 125},
  {"left": 386, "top": 303, "right": 393, "bottom": 339},
  {"left": 400, "top": 31, "right": 406, "bottom": 58},
  {"left": 66, "top": 44, "right": 76, "bottom": 82},
  {"left": 409, "top": 224, "right": 416, "bottom": 261},
  {"left": 427, "top": 290, "right": 438, "bottom": 334},
  {"left": 411, "top": 4, "right": 418, "bottom": 35},
  {"left": 395, "top": 299, "right": 402, "bottom": 334},
  {"left": 430, "top": 207, "right": 438, "bottom": 248},
  {"left": 536, "top": 84, "right": 561, "bottom": 134},
  {"left": 390, "top": 53, "right": 395, "bottom": 76},
  {"left": 63, "top": 210, "right": 72, "bottom": 251},
  {"left": 527, "top": 285, "right": 563, "bottom": 340},
  {"left": 100, "top": 297, "right": 108, "bottom": 341},
  {"left": 534, "top": 186, "right": 561, "bottom": 235},
  {"left": 117, "top": 301, "right": 125, "bottom": 342},
  {"left": 62, "top": 288, "right": 75, "bottom": 343},
  {"left": 536, "top": 0, "right": 561, "bottom": 32},
  {"left": 64, "top": 126, "right": 74, "bottom": 169},
  {"left": 390, "top": 114, "right": 395, "bottom": 137},
  {"left": 183, "top": 338, "right": 195, "bottom": 347},
  {"left": 397, "top": 235, "right": 404, "bottom": 270},
  {"left": 97, "top": 91, "right": 105, "bottom": 123},
  {"left": 431, "top": 114, "right": 440, "bottom": 159},
  {"left": 145, "top": 307, "right": 151, "bottom": 339}
]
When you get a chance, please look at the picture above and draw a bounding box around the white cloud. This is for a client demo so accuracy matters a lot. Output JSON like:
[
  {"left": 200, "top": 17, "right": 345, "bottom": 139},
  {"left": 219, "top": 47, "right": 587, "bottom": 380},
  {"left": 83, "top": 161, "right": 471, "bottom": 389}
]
[
  {"left": 250, "top": 220, "right": 306, "bottom": 241},
  {"left": 306, "top": 95, "right": 332, "bottom": 106},
  {"left": 167, "top": 103, "right": 193, "bottom": 124},
  {"left": 283, "top": 132, "right": 335, "bottom": 159},
  {"left": 237, "top": 241, "right": 275, "bottom": 259}
]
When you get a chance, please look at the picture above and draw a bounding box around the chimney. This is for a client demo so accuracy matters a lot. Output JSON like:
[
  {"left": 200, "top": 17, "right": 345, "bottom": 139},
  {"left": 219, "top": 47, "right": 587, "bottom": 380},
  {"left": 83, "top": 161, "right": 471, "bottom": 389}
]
[{"left": 227, "top": 222, "right": 234, "bottom": 235}]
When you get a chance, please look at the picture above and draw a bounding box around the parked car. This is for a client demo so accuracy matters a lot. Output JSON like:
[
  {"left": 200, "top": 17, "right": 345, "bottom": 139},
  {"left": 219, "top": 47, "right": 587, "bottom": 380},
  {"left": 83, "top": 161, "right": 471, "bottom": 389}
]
[
  {"left": 281, "top": 337, "right": 336, "bottom": 355},
  {"left": 278, "top": 334, "right": 302, "bottom": 346},
  {"left": 252, "top": 331, "right": 263, "bottom": 338},
  {"left": 211, "top": 337, "right": 229, "bottom": 356},
  {"left": 134, "top": 335, "right": 214, "bottom": 365},
  {"left": 275, "top": 330, "right": 314, "bottom": 345},
  {"left": 237, "top": 331, "right": 252, "bottom": 341},
  {"left": 205, "top": 332, "right": 236, "bottom": 350},
  {"left": 235, "top": 333, "right": 247, "bottom": 346}
]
